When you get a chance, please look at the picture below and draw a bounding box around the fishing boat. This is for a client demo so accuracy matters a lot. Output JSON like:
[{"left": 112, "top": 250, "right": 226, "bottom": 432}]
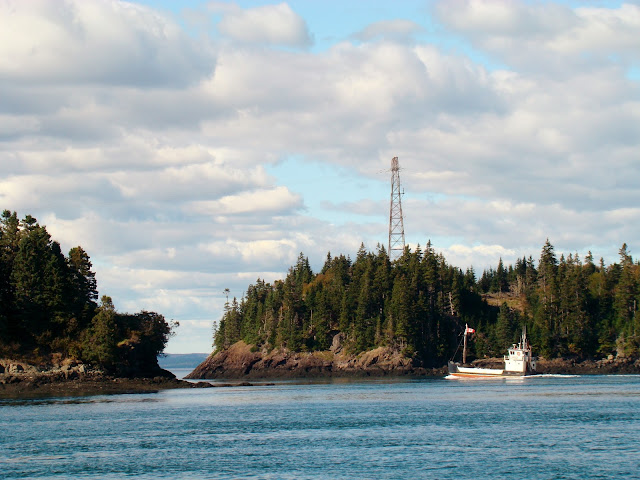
[{"left": 447, "top": 325, "right": 537, "bottom": 378}]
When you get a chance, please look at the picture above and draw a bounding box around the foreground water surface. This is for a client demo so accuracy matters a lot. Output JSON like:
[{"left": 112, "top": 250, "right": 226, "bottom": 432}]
[{"left": 1, "top": 374, "right": 639, "bottom": 479}]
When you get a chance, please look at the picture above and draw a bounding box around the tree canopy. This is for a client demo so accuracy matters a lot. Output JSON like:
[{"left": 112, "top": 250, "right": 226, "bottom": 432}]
[
  {"left": 0, "top": 210, "right": 177, "bottom": 375},
  {"left": 215, "top": 242, "right": 485, "bottom": 366},
  {"left": 215, "top": 240, "right": 640, "bottom": 364}
]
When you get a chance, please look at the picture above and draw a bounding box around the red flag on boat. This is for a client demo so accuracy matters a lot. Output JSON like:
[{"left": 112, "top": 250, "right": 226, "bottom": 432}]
[{"left": 465, "top": 327, "right": 475, "bottom": 334}]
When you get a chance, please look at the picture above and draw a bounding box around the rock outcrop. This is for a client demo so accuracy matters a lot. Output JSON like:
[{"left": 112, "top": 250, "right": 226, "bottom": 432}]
[
  {"left": 186, "top": 341, "right": 446, "bottom": 379},
  {"left": 187, "top": 341, "right": 640, "bottom": 379},
  {"left": 0, "top": 356, "right": 184, "bottom": 398},
  {"left": 536, "top": 356, "right": 640, "bottom": 374}
]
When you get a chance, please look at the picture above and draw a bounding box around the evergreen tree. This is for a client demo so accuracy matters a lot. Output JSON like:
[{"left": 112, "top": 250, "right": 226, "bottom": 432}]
[
  {"left": 614, "top": 244, "right": 639, "bottom": 356},
  {"left": 68, "top": 246, "right": 98, "bottom": 327},
  {"left": 534, "top": 239, "right": 560, "bottom": 357},
  {"left": 204, "top": 239, "right": 640, "bottom": 365},
  {"left": 388, "top": 273, "right": 412, "bottom": 353},
  {"left": 82, "top": 296, "right": 118, "bottom": 369},
  {"left": 494, "top": 258, "right": 508, "bottom": 293},
  {"left": 0, "top": 210, "right": 177, "bottom": 371},
  {"left": 11, "top": 219, "right": 61, "bottom": 345},
  {"left": 0, "top": 211, "right": 20, "bottom": 339},
  {"left": 495, "top": 303, "right": 519, "bottom": 348}
]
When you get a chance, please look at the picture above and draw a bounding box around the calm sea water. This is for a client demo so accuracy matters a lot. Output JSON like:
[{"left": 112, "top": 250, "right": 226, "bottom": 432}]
[{"left": 1, "top": 374, "right": 640, "bottom": 480}]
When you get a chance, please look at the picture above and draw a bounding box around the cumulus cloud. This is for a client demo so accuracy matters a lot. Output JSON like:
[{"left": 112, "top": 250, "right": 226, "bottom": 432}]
[
  {"left": 435, "top": 0, "right": 574, "bottom": 37},
  {"left": 214, "top": 2, "right": 312, "bottom": 47},
  {"left": 0, "top": 0, "right": 215, "bottom": 86},
  {"left": 549, "top": 4, "right": 640, "bottom": 59},
  {"left": 189, "top": 186, "right": 303, "bottom": 216},
  {"left": 352, "top": 19, "right": 424, "bottom": 43},
  {"left": 442, "top": 244, "right": 517, "bottom": 272},
  {"left": 435, "top": 0, "right": 640, "bottom": 72},
  {"left": 1, "top": 0, "right": 638, "bottom": 352},
  {"left": 108, "top": 162, "right": 272, "bottom": 202}
]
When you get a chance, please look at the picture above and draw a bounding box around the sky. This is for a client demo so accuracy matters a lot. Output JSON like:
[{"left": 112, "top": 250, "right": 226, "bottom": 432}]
[{"left": 1, "top": 0, "right": 639, "bottom": 354}]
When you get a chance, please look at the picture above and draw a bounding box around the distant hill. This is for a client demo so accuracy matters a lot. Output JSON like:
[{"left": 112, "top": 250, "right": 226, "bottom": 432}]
[{"left": 158, "top": 353, "right": 209, "bottom": 370}]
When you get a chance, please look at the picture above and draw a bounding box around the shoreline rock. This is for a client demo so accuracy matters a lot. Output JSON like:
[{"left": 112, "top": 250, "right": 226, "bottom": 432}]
[
  {"left": 0, "top": 373, "right": 194, "bottom": 398},
  {"left": 187, "top": 342, "right": 640, "bottom": 379},
  {"left": 0, "top": 357, "right": 280, "bottom": 399},
  {"left": 186, "top": 341, "right": 448, "bottom": 379},
  {"left": 4, "top": 349, "right": 639, "bottom": 399},
  {"left": 0, "top": 371, "right": 277, "bottom": 399},
  {"left": 537, "top": 356, "right": 640, "bottom": 375}
]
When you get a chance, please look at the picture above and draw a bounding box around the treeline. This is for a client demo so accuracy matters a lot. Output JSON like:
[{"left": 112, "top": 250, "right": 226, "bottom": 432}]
[
  {"left": 215, "top": 240, "right": 640, "bottom": 364},
  {"left": 0, "top": 210, "right": 175, "bottom": 375},
  {"left": 216, "top": 242, "right": 485, "bottom": 367},
  {"left": 477, "top": 240, "right": 640, "bottom": 359}
]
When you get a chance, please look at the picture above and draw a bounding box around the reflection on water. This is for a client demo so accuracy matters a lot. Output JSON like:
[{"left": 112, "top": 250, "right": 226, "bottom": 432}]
[{"left": 0, "top": 396, "right": 161, "bottom": 407}]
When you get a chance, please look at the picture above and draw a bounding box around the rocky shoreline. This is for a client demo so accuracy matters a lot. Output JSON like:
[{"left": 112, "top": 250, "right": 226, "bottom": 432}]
[
  {"left": 3, "top": 347, "right": 640, "bottom": 399},
  {"left": 0, "top": 358, "right": 266, "bottom": 399},
  {"left": 186, "top": 341, "right": 448, "bottom": 379},
  {"left": 187, "top": 341, "right": 640, "bottom": 379}
]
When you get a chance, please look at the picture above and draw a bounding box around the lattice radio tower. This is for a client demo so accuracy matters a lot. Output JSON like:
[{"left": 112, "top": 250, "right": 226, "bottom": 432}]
[{"left": 388, "top": 156, "right": 405, "bottom": 261}]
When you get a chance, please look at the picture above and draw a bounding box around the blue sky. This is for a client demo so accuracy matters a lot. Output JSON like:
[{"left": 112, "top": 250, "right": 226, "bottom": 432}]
[{"left": 1, "top": 0, "right": 639, "bottom": 353}]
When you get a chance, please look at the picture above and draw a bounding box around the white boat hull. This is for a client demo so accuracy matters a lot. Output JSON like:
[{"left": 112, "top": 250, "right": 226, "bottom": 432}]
[
  {"left": 447, "top": 327, "right": 537, "bottom": 378},
  {"left": 447, "top": 361, "right": 536, "bottom": 378}
]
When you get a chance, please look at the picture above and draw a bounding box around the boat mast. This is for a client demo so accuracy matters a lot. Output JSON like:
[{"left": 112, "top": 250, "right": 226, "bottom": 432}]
[{"left": 463, "top": 324, "right": 468, "bottom": 365}]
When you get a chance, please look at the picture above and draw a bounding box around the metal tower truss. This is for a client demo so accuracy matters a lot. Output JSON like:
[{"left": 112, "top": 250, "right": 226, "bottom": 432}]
[{"left": 388, "top": 156, "right": 405, "bottom": 261}]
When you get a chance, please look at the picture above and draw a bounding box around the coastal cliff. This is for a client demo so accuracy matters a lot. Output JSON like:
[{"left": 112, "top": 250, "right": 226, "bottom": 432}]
[{"left": 186, "top": 340, "right": 447, "bottom": 379}]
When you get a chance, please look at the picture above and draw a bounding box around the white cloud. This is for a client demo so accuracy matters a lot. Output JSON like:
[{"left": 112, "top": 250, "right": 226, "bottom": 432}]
[
  {"left": 353, "top": 19, "right": 424, "bottom": 42},
  {"left": 0, "top": 115, "right": 41, "bottom": 138},
  {"left": 435, "top": 0, "right": 574, "bottom": 37},
  {"left": 0, "top": 0, "right": 215, "bottom": 86},
  {"left": 216, "top": 2, "right": 312, "bottom": 47},
  {"left": 189, "top": 186, "right": 302, "bottom": 216},
  {"left": 229, "top": 238, "right": 299, "bottom": 265},
  {"left": 435, "top": 0, "right": 640, "bottom": 72},
  {"left": 550, "top": 4, "right": 640, "bottom": 59},
  {"left": 108, "top": 162, "right": 272, "bottom": 202},
  {"left": 1, "top": 0, "right": 638, "bottom": 352},
  {"left": 442, "top": 244, "right": 517, "bottom": 272}
]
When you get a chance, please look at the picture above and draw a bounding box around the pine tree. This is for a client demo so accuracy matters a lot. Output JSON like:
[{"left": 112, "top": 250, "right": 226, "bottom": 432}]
[
  {"left": 494, "top": 258, "right": 508, "bottom": 293},
  {"left": 388, "top": 274, "right": 411, "bottom": 353},
  {"left": 614, "top": 244, "right": 638, "bottom": 356},
  {"left": 11, "top": 219, "right": 65, "bottom": 346},
  {"left": 82, "top": 296, "right": 118, "bottom": 369},
  {"left": 0, "top": 211, "right": 20, "bottom": 339},
  {"left": 68, "top": 246, "right": 98, "bottom": 328},
  {"left": 534, "top": 239, "right": 560, "bottom": 357},
  {"left": 495, "top": 303, "right": 519, "bottom": 348}
]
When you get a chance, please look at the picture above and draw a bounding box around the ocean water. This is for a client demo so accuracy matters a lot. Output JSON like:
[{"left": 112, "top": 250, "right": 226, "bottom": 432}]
[{"left": 1, "top": 375, "right": 640, "bottom": 480}]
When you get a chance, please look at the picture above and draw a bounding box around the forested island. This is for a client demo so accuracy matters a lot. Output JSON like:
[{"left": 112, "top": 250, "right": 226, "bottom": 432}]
[
  {"left": 191, "top": 239, "right": 640, "bottom": 378},
  {"left": 0, "top": 210, "right": 197, "bottom": 396},
  {"left": 3, "top": 208, "right": 639, "bottom": 387}
]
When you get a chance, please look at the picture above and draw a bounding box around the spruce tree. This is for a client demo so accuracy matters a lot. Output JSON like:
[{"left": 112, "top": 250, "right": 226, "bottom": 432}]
[{"left": 614, "top": 244, "right": 638, "bottom": 355}]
